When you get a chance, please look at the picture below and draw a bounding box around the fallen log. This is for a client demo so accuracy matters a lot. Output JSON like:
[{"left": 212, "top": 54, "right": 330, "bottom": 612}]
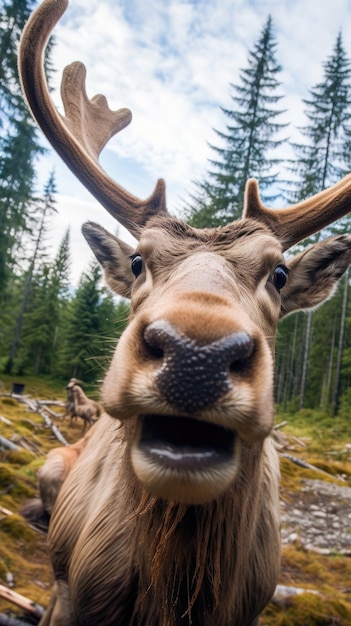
[
  {"left": 280, "top": 452, "right": 344, "bottom": 480},
  {"left": 17, "top": 437, "right": 45, "bottom": 457},
  {"left": 0, "top": 437, "right": 19, "bottom": 452},
  {"left": 0, "top": 416, "right": 12, "bottom": 426},
  {"left": 3, "top": 394, "right": 68, "bottom": 447},
  {"left": 0, "top": 587, "right": 44, "bottom": 620},
  {"left": 11, "top": 438, "right": 36, "bottom": 458},
  {"left": 38, "top": 405, "right": 64, "bottom": 419},
  {"left": 35, "top": 405, "right": 68, "bottom": 446},
  {"left": 36, "top": 400, "right": 65, "bottom": 407},
  {"left": 0, "top": 614, "right": 37, "bottom": 626},
  {"left": 272, "top": 584, "right": 320, "bottom": 608},
  {"left": 0, "top": 506, "right": 13, "bottom": 517}
]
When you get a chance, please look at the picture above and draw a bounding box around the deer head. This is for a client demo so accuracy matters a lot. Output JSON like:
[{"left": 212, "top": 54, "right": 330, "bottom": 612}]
[{"left": 19, "top": 0, "right": 351, "bottom": 505}]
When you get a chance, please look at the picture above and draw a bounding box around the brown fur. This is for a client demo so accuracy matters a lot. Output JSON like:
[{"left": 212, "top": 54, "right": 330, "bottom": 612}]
[
  {"left": 39, "top": 433, "right": 93, "bottom": 514},
  {"left": 21, "top": 432, "right": 92, "bottom": 532},
  {"left": 17, "top": 2, "right": 351, "bottom": 624},
  {"left": 35, "top": 223, "right": 351, "bottom": 626},
  {"left": 47, "top": 414, "right": 280, "bottom": 626},
  {"left": 64, "top": 379, "right": 101, "bottom": 432}
]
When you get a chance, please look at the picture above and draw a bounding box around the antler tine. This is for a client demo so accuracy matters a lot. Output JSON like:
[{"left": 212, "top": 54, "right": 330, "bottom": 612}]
[
  {"left": 18, "top": 0, "right": 167, "bottom": 239},
  {"left": 243, "top": 177, "right": 351, "bottom": 251}
]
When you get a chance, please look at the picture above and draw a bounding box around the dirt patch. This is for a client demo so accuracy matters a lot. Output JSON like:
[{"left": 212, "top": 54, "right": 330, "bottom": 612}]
[{"left": 281, "top": 478, "right": 351, "bottom": 554}]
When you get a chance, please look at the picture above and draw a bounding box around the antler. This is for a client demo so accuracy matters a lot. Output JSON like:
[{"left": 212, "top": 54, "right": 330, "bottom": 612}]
[
  {"left": 18, "top": 0, "right": 167, "bottom": 239},
  {"left": 243, "top": 178, "right": 351, "bottom": 251}
]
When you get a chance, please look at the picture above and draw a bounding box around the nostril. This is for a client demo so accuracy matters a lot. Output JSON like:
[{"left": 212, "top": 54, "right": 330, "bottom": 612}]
[
  {"left": 143, "top": 323, "right": 256, "bottom": 412},
  {"left": 226, "top": 332, "right": 255, "bottom": 373},
  {"left": 145, "top": 341, "right": 164, "bottom": 360},
  {"left": 143, "top": 321, "right": 169, "bottom": 360}
]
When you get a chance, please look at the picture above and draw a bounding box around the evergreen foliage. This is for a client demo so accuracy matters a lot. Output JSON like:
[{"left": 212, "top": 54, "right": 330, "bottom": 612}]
[
  {"left": 288, "top": 32, "right": 351, "bottom": 240},
  {"left": 0, "top": 4, "right": 350, "bottom": 413},
  {"left": 0, "top": 0, "right": 45, "bottom": 296},
  {"left": 5, "top": 172, "right": 58, "bottom": 373},
  {"left": 57, "top": 262, "right": 129, "bottom": 383},
  {"left": 187, "top": 16, "right": 287, "bottom": 228},
  {"left": 277, "top": 33, "right": 351, "bottom": 412},
  {"left": 15, "top": 228, "right": 72, "bottom": 377}
]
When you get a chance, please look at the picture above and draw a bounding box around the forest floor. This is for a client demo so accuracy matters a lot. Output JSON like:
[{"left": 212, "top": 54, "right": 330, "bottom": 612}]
[
  {"left": 281, "top": 478, "right": 351, "bottom": 554},
  {"left": 1, "top": 375, "right": 351, "bottom": 625}
]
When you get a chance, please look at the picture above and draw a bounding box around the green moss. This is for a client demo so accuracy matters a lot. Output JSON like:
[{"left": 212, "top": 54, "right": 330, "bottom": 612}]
[
  {"left": 0, "top": 460, "right": 37, "bottom": 504},
  {"left": 1, "top": 397, "right": 18, "bottom": 406},
  {"left": 8, "top": 449, "right": 34, "bottom": 465},
  {"left": 280, "top": 456, "right": 322, "bottom": 492},
  {"left": 0, "top": 514, "right": 36, "bottom": 542},
  {"left": 0, "top": 463, "right": 16, "bottom": 488},
  {"left": 287, "top": 593, "right": 351, "bottom": 625},
  {"left": 0, "top": 557, "right": 7, "bottom": 580},
  {"left": 2, "top": 385, "right": 351, "bottom": 621},
  {"left": 262, "top": 592, "right": 351, "bottom": 626}
]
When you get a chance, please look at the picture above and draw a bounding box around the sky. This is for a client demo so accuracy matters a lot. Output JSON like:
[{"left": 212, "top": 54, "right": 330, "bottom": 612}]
[{"left": 30, "top": 0, "right": 351, "bottom": 286}]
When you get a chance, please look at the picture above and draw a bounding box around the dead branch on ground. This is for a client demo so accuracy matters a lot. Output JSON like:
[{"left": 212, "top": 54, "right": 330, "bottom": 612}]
[{"left": 0, "top": 586, "right": 45, "bottom": 620}]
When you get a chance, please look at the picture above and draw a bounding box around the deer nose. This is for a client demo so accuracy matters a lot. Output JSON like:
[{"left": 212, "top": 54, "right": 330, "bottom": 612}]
[{"left": 144, "top": 320, "right": 254, "bottom": 413}]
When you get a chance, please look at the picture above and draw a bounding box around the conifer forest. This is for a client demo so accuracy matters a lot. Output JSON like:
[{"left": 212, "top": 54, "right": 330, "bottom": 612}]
[{"left": 0, "top": 0, "right": 351, "bottom": 418}]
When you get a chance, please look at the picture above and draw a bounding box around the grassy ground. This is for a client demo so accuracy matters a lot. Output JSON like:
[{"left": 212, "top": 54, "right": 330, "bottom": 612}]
[
  {"left": 261, "top": 409, "right": 351, "bottom": 625},
  {"left": 0, "top": 375, "right": 82, "bottom": 617},
  {"left": 1, "top": 377, "right": 351, "bottom": 624}
]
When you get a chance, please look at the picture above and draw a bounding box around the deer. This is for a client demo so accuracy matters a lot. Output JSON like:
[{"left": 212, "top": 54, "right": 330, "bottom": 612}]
[
  {"left": 18, "top": 1, "right": 351, "bottom": 624},
  {"left": 64, "top": 378, "right": 101, "bottom": 431},
  {"left": 63, "top": 378, "right": 79, "bottom": 425}
]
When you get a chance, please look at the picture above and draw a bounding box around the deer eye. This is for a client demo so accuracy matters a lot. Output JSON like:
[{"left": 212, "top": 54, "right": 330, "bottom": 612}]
[
  {"left": 273, "top": 265, "right": 288, "bottom": 291},
  {"left": 131, "top": 255, "right": 143, "bottom": 278}
]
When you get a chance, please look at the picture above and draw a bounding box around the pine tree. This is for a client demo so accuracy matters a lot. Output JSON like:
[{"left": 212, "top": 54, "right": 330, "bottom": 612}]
[
  {"left": 17, "top": 263, "right": 54, "bottom": 375},
  {"left": 57, "top": 258, "right": 130, "bottom": 384},
  {"left": 59, "top": 263, "right": 105, "bottom": 382},
  {"left": 51, "top": 228, "right": 71, "bottom": 301},
  {"left": 5, "top": 173, "right": 58, "bottom": 372},
  {"left": 288, "top": 32, "right": 351, "bottom": 240},
  {"left": 278, "top": 32, "right": 351, "bottom": 411},
  {"left": 187, "top": 16, "right": 287, "bottom": 228},
  {"left": 0, "top": 0, "right": 51, "bottom": 296},
  {"left": 49, "top": 229, "right": 72, "bottom": 374},
  {"left": 15, "top": 229, "right": 72, "bottom": 376}
]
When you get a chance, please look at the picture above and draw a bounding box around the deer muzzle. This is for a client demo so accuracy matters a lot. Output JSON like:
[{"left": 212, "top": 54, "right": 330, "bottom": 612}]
[
  {"left": 103, "top": 296, "right": 274, "bottom": 504},
  {"left": 144, "top": 320, "right": 254, "bottom": 413}
]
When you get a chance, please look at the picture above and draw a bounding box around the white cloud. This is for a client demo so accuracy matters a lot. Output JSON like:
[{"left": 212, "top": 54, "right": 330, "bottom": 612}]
[{"left": 31, "top": 0, "right": 351, "bottom": 285}]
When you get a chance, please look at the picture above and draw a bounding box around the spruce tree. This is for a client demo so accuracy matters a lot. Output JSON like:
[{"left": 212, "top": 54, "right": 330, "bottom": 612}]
[
  {"left": 187, "top": 15, "right": 287, "bottom": 228},
  {"left": 51, "top": 228, "right": 71, "bottom": 301},
  {"left": 0, "top": 0, "right": 50, "bottom": 296},
  {"left": 278, "top": 32, "right": 351, "bottom": 411},
  {"left": 59, "top": 263, "right": 104, "bottom": 382},
  {"left": 16, "top": 229, "right": 72, "bottom": 376},
  {"left": 17, "top": 263, "right": 54, "bottom": 375},
  {"left": 5, "top": 173, "right": 58, "bottom": 372},
  {"left": 288, "top": 32, "right": 351, "bottom": 239}
]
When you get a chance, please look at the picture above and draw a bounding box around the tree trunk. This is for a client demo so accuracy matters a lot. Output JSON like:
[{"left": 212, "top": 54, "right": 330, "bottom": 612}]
[
  {"left": 332, "top": 269, "right": 349, "bottom": 414},
  {"left": 299, "top": 311, "right": 313, "bottom": 409},
  {"left": 324, "top": 318, "right": 336, "bottom": 409},
  {"left": 5, "top": 270, "right": 33, "bottom": 373}
]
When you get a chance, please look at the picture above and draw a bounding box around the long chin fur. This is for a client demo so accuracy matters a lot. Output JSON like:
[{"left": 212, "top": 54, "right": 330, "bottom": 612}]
[
  {"left": 130, "top": 441, "right": 280, "bottom": 626},
  {"left": 55, "top": 426, "right": 280, "bottom": 626}
]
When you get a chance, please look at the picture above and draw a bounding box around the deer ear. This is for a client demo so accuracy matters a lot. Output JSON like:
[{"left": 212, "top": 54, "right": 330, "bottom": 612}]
[
  {"left": 82, "top": 222, "right": 134, "bottom": 298},
  {"left": 280, "top": 234, "right": 351, "bottom": 318}
]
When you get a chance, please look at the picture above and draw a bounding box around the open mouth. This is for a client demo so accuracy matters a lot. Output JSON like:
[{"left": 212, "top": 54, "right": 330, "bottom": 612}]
[{"left": 138, "top": 414, "right": 236, "bottom": 470}]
